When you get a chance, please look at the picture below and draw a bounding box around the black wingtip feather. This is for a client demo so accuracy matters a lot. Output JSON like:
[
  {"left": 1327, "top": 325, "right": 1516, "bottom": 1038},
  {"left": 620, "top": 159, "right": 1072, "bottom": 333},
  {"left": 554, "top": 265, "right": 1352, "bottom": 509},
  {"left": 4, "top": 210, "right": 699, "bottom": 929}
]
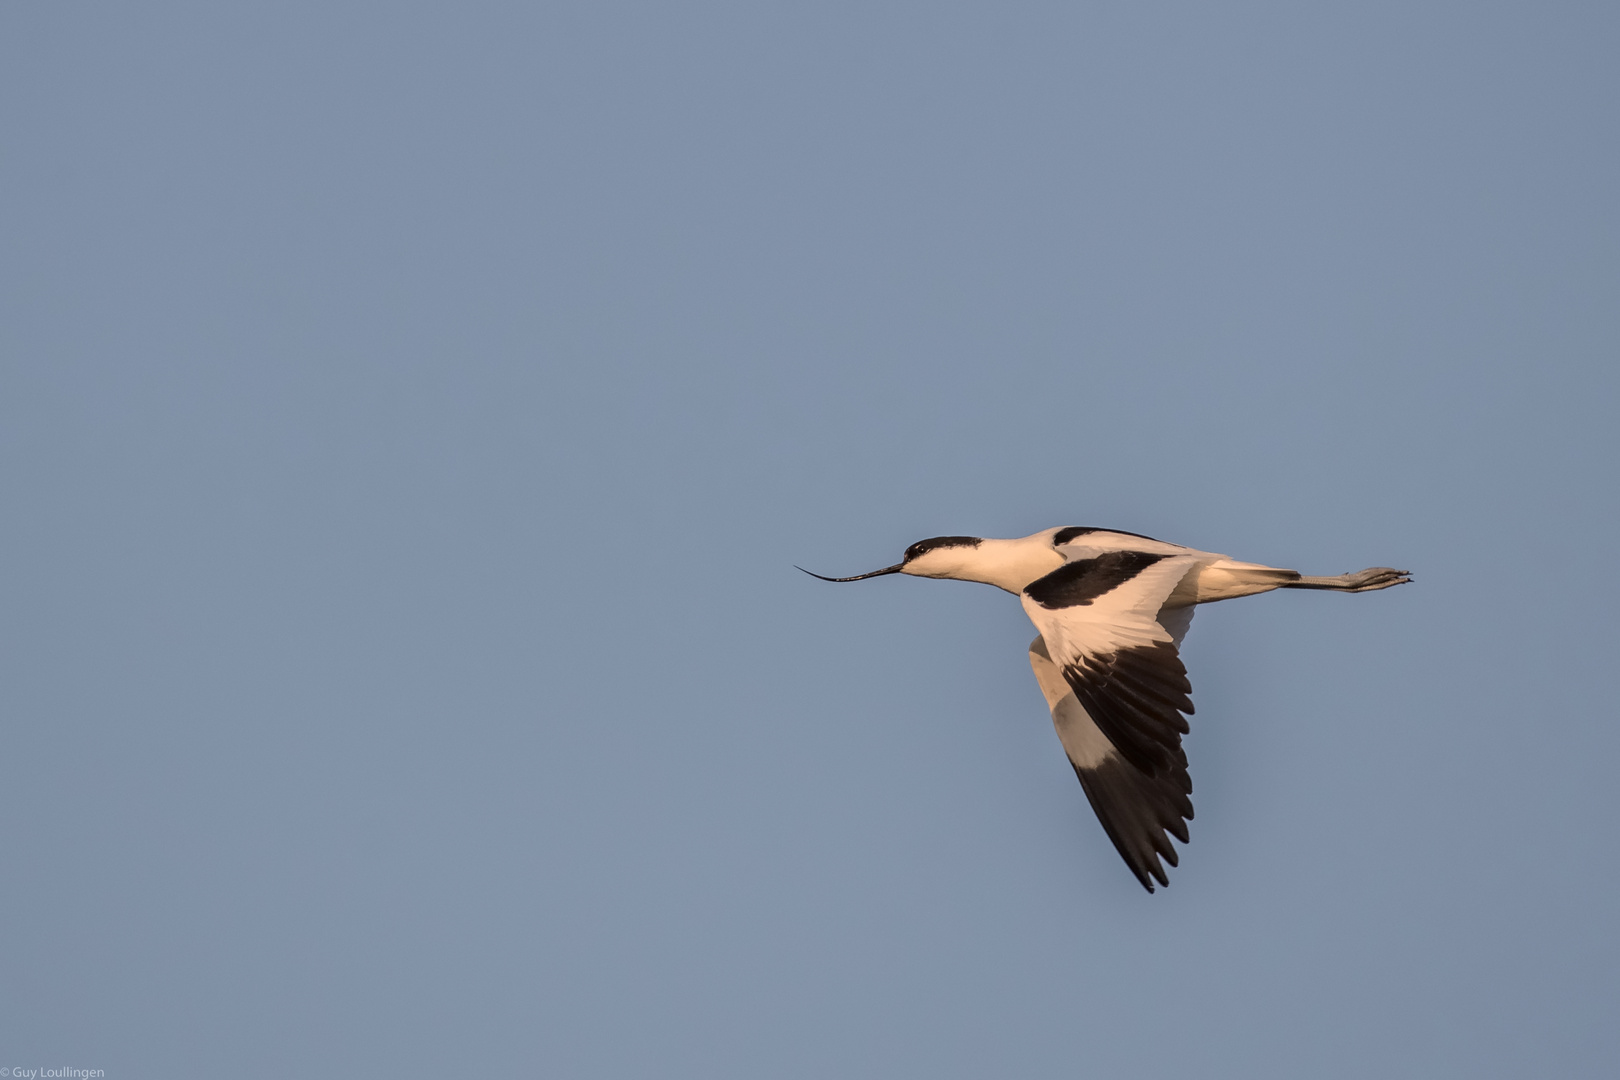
[{"left": 1071, "top": 752, "right": 1194, "bottom": 895}]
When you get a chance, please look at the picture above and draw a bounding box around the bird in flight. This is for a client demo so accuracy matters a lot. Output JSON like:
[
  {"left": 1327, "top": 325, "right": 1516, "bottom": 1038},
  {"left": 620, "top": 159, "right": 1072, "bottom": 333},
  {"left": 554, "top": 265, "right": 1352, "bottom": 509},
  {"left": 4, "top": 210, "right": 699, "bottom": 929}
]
[{"left": 801, "top": 527, "right": 1409, "bottom": 892}]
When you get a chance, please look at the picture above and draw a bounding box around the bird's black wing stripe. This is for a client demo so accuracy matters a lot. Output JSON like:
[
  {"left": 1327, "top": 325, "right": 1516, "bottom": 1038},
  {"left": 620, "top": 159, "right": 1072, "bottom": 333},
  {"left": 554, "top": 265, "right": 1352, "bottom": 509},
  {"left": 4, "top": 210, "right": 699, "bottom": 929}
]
[
  {"left": 1072, "top": 752, "right": 1194, "bottom": 892},
  {"left": 1025, "top": 551, "right": 1168, "bottom": 609},
  {"left": 1066, "top": 641, "right": 1194, "bottom": 777}
]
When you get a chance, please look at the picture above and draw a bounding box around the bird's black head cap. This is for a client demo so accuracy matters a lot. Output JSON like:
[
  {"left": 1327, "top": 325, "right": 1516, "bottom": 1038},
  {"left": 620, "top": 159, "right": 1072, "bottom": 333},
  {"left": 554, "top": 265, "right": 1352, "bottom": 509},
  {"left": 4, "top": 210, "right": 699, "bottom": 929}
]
[{"left": 903, "top": 536, "right": 982, "bottom": 562}]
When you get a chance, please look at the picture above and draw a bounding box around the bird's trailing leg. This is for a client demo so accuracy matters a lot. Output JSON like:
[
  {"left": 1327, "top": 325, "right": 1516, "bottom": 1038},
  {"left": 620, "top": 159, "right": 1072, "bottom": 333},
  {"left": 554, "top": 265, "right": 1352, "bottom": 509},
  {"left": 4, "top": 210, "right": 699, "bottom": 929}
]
[{"left": 1282, "top": 567, "right": 1411, "bottom": 592}]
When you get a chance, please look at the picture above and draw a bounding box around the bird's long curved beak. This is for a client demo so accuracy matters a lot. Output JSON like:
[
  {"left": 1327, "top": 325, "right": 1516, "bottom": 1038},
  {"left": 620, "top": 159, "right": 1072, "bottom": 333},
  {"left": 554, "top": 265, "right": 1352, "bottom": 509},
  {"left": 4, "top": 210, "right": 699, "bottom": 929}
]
[{"left": 795, "top": 563, "right": 905, "bottom": 582}]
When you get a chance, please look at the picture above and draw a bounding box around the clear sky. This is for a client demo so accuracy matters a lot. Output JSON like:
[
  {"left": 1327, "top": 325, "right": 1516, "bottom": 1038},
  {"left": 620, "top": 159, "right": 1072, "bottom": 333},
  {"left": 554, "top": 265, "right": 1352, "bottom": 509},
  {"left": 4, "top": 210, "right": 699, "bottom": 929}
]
[{"left": 3, "top": 3, "right": 1617, "bottom": 1077}]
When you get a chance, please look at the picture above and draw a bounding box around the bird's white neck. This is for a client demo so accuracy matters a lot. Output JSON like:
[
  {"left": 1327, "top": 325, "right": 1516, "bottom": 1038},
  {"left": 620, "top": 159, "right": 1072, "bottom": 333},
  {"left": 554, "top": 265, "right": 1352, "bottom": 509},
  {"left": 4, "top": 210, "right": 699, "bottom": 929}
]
[{"left": 903, "top": 534, "right": 1065, "bottom": 594}]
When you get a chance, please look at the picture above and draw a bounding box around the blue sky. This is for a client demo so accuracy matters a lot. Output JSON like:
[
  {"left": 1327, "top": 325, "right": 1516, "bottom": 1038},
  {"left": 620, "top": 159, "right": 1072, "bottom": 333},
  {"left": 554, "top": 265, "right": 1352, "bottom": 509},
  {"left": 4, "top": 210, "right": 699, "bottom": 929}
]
[{"left": 3, "top": 3, "right": 1617, "bottom": 1077}]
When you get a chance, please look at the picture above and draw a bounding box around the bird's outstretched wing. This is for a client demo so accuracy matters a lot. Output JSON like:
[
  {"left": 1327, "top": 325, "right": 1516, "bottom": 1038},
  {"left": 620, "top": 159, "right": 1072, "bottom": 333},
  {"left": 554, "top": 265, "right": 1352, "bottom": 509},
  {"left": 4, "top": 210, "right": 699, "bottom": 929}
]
[
  {"left": 1029, "top": 636, "right": 1193, "bottom": 891},
  {"left": 1021, "top": 549, "right": 1207, "bottom": 890}
]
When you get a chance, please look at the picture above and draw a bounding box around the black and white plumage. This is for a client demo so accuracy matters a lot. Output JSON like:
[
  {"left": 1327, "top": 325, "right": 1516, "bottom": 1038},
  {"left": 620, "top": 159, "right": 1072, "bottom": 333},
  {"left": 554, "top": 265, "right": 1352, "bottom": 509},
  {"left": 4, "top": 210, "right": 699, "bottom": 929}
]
[{"left": 802, "top": 527, "right": 1409, "bottom": 892}]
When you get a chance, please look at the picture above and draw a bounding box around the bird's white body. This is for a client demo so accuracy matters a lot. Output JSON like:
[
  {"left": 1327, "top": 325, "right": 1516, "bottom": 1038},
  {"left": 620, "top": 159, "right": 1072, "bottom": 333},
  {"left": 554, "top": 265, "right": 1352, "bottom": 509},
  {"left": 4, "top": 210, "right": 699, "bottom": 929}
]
[
  {"left": 903, "top": 526, "right": 1319, "bottom": 604},
  {"left": 805, "top": 526, "right": 1409, "bottom": 892}
]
